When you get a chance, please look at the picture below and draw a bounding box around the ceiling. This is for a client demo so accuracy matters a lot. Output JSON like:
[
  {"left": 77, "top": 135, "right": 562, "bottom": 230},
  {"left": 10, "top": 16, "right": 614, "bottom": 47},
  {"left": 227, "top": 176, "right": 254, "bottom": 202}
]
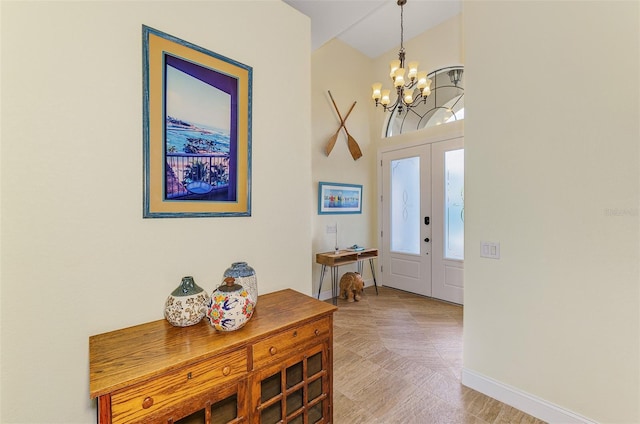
[{"left": 283, "top": 0, "right": 462, "bottom": 58}]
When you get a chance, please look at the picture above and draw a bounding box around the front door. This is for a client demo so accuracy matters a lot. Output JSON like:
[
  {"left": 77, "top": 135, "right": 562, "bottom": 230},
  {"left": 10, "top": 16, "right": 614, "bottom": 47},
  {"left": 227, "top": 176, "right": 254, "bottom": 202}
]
[
  {"left": 380, "top": 137, "right": 464, "bottom": 304},
  {"left": 381, "top": 145, "right": 432, "bottom": 297}
]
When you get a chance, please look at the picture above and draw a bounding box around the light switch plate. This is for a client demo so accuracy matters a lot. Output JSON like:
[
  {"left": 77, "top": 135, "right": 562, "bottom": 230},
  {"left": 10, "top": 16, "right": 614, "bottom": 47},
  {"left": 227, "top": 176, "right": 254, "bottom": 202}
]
[{"left": 480, "top": 241, "right": 500, "bottom": 259}]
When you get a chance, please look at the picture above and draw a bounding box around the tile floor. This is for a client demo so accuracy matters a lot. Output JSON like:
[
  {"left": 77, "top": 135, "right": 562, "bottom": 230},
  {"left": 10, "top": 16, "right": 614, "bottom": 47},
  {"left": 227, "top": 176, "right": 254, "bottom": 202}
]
[{"left": 331, "top": 286, "right": 546, "bottom": 424}]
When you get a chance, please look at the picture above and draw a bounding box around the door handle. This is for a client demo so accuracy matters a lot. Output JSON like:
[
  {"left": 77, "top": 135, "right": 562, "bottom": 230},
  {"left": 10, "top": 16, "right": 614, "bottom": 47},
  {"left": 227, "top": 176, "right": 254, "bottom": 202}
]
[
  {"left": 424, "top": 217, "right": 430, "bottom": 225},
  {"left": 424, "top": 237, "right": 430, "bottom": 242}
]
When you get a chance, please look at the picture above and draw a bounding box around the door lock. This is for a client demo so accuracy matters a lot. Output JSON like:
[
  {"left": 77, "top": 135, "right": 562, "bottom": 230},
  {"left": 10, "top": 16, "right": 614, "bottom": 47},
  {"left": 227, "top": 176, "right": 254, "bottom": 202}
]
[{"left": 424, "top": 217, "right": 430, "bottom": 225}]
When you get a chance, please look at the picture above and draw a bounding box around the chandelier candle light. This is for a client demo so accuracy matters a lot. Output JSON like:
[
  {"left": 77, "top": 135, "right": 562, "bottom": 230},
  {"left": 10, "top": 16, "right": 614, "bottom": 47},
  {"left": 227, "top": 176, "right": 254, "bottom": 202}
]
[{"left": 371, "top": 0, "right": 432, "bottom": 115}]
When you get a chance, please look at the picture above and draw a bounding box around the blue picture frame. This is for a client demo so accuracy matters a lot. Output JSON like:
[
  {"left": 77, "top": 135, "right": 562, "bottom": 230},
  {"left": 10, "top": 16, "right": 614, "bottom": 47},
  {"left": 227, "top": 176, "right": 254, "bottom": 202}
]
[
  {"left": 142, "top": 25, "right": 252, "bottom": 218},
  {"left": 318, "top": 182, "right": 363, "bottom": 215}
]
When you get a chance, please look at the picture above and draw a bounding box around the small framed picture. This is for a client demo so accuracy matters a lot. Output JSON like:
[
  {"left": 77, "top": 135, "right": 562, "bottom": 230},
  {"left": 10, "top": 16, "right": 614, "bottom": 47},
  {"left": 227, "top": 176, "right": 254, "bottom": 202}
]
[{"left": 318, "top": 182, "right": 362, "bottom": 215}]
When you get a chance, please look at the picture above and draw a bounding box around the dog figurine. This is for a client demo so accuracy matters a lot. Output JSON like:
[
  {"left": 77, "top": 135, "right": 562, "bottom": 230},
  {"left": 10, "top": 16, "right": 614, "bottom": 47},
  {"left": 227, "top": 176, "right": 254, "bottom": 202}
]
[{"left": 339, "top": 272, "right": 364, "bottom": 302}]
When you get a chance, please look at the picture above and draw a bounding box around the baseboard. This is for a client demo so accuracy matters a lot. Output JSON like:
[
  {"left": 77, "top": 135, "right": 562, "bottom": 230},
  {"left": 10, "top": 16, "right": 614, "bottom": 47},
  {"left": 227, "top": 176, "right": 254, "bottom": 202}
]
[
  {"left": 317, "top": 279, "right": 375, "bottom": 302},
  {"left": 461, "top": 368, "right": 597, "bottom": 424},
  {"left": 317, "top": 289, "right": 333, "bottom": 302}
]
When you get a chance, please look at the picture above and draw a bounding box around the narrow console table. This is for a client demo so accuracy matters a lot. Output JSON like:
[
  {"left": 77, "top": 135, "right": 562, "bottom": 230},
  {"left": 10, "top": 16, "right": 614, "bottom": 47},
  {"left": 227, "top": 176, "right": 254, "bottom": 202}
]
[
  {"left": 315, "top": 248, "right": 379, "bottom": 303},
  {"left": 90, "top": 289, "right": 337, "bottom": 424}
]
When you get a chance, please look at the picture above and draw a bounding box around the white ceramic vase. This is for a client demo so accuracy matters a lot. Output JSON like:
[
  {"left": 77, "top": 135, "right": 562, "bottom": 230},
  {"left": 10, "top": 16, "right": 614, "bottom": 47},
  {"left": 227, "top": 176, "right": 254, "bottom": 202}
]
[
  {"left": 223, "top": 262, "right": 258, "bottom": 305},
  {"left": 205, "top": 277, "right": 255, "bottom": 332},
  {"left": 164, "top": 276, "right": 209, "bottom": 327}
]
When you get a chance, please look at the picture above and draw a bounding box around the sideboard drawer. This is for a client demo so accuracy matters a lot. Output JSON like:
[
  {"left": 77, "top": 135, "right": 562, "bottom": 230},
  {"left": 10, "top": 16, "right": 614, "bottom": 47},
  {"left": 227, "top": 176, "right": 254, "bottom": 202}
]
[
  {"left": 110, "top": 349, "right": 247, "bottom": 424},
  {"left": 252, "top": 317, "right": 330, "bottom": 370}
]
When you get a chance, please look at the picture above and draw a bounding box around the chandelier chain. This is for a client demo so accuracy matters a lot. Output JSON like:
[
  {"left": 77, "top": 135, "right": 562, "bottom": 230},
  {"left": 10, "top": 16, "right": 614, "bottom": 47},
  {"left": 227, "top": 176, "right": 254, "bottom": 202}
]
[{"left": 400, "top": 3, "right": 404, "bottom": 51}]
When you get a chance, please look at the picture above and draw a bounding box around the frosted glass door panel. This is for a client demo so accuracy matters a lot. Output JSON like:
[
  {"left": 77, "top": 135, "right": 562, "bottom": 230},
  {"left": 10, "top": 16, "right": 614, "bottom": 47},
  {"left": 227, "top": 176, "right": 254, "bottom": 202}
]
[
  {"left": 444, "top": 149, "right": 464, "bottom": 260},
  {"left": 391, "top": 157, "right": 420, "bottom": 255}
]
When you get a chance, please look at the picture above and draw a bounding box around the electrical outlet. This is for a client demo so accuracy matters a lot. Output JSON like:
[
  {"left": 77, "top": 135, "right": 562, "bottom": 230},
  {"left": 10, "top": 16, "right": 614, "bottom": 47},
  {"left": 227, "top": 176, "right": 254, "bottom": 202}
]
[
  {"left": 326, "top": 224, "right": 337, "bottom": 234},
  {"left": 480, "top": 241, "right": 500, "bottom": 259}
]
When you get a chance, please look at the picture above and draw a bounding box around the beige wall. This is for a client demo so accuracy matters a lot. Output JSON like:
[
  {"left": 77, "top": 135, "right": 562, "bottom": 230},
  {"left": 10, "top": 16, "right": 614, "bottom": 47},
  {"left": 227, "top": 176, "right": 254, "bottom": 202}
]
[
  {"left": 310, "top": 38, "right": 377, "bottom": 296},
  {"left": 0, "top": 1, "right": 310, "bottom": 422},
  {"left": 463, "top": 1, "right": 639, "bottom": 422}
]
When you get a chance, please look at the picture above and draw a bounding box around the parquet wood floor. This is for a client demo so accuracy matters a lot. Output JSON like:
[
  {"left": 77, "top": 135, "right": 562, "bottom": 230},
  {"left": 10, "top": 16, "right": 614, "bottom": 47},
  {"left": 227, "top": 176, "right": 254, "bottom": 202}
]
[{"left": 331, "top": 286, "right": 546, "bottom": 424}]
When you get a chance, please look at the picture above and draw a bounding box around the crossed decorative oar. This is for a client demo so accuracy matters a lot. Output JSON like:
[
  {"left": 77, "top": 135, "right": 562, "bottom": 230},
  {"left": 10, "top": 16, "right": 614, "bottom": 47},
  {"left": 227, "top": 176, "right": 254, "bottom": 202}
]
[{"left": 325, "top": 91, "right": 362, "bottom": 160}]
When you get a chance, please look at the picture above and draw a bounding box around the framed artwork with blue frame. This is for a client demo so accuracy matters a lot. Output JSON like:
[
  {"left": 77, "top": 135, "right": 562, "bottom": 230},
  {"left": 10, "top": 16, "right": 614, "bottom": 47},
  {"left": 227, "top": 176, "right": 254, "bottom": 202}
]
[
  {"left": 143, "top": 25, "right": 252, "bottom": 218},
  {"left": 318, "top": 182, "right": 363, "bottom": 215}
]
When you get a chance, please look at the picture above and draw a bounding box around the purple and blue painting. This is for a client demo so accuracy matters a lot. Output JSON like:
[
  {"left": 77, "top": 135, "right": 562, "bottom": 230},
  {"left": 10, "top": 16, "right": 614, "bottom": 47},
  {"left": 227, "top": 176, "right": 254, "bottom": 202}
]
[{"left": 164, "top": 54, "right": 238, "bottom": 201}]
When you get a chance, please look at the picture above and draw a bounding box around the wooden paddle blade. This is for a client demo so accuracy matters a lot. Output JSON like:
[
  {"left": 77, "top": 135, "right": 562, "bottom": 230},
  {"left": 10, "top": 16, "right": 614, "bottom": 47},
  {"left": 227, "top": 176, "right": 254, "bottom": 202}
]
[
  {"left": 347, "top": 134, "right": 363, "bottom": 160},
  {"left": 325, "top": 132, "right": 338, "bottom": 156}
]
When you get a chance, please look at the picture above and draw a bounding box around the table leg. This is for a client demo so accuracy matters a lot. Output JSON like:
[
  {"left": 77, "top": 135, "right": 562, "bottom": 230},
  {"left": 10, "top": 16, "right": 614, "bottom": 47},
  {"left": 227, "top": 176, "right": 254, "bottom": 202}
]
[
  {"left": 331, "top": 266, "right": 340, "bottom": 305},
  {"left": 369, "top": 259, "right": 379, "bottom": 295},
  {"left": 317, "top": 265, "right": 327, "bottom": 299}
]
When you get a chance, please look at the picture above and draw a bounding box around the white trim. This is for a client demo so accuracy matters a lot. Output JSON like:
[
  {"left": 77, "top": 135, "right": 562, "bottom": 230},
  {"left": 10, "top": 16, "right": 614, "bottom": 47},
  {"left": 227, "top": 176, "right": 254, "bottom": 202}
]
[
  {"left": 461, "top": 368, "right": 598, "bottom": 424},
  {"left": 377, "top": 119, "right": 464, "bottom": 153}
]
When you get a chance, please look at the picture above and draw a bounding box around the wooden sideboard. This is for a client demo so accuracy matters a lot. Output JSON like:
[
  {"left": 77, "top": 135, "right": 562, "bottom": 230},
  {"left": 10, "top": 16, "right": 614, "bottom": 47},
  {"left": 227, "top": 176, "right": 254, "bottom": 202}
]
[{"left": 90, "top": 289, "right": 337, "bottom": 424}]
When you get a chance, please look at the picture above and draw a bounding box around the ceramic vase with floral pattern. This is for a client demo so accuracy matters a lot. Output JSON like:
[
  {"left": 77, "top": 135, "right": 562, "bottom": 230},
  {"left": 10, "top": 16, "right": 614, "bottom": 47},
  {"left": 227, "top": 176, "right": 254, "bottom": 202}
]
[
  {"left": 164, "top": 276, "right": 209, "bottom": 327},
  {"left": 205, "top": 277, "right": 255, "bottom": 332},
  {"left": 223, "top": 262, "right": 258, "bottom": 306}
]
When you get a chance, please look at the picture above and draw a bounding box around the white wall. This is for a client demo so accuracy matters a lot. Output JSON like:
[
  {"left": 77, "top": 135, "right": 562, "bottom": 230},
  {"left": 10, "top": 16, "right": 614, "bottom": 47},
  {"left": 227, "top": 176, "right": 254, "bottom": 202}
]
[
  {"left": 463, "top": 1, "right": 639, "bottom": 423},
  {"left": 310, "top": 38, "right": 377, "bottom": 297},
  {"left": 0, "top": 1, "right": 311, "bottom": 422}
]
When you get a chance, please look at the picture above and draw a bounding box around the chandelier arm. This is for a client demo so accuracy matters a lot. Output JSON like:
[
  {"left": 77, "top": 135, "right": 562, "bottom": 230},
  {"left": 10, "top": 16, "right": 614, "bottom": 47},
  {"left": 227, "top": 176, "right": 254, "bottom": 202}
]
[
  {"left": 386, "top": 95, "right": 401, "bottom": 113},
  {"left": 402, "top": 80, "right": 417, "bottom": 90}
]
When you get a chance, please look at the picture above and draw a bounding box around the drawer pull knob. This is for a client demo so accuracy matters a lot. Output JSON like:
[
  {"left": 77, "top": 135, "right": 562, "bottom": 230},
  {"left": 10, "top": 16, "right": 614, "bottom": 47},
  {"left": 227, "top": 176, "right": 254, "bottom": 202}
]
[
  {"left": 187, "top": 372, "right": 192, "bottom": 379},
  {"left": 222, "top": 366, "right": 231, "bottom": 376},
  {"left": 314, "top": 329, "right": 320, "bottom": 336},
  {"left": 293, "top": 331, "right": 298, "bottom": 337},
  {"left": 142, "top": 396, "right": 154, "bottom": 409},
  {"left": 269, "top": 346, "right": 277, "bottom": 355}
]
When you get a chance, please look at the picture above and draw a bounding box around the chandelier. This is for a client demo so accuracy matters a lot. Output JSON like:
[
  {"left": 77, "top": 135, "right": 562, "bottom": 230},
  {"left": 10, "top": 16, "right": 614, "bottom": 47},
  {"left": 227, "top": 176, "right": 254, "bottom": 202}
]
[{"left": 371, "top": 0, "right": 432, "bottom": 115}]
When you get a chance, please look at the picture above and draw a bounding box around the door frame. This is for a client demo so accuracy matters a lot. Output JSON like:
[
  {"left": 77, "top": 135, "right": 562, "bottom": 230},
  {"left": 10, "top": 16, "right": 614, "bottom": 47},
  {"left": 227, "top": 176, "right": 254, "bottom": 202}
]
[{"left": 376, "top": 123, "right": 464, "bottom": 297}]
